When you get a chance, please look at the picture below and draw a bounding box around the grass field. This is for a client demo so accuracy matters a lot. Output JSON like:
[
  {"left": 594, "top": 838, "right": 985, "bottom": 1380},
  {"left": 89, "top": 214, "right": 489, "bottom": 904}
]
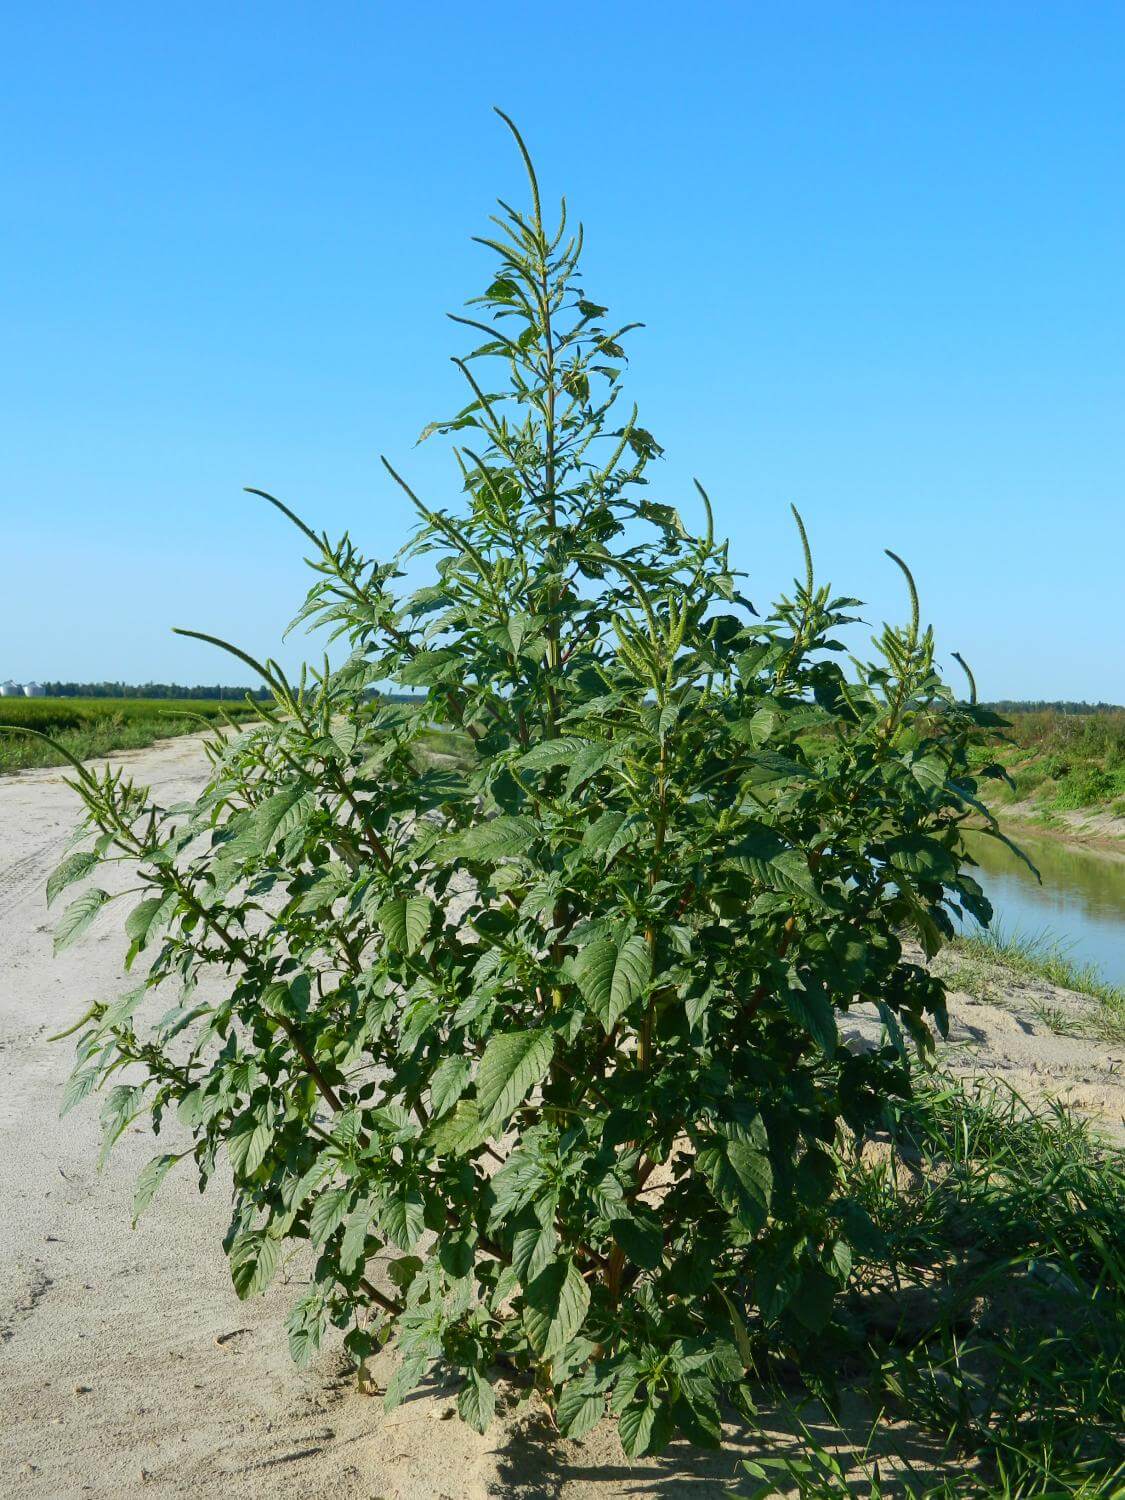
[
  {"left": 0, "top": 697, "right": 261, "bottom": 773},
  {"left": 973, "top": 707, "right": 1125, "bottom": 822}
]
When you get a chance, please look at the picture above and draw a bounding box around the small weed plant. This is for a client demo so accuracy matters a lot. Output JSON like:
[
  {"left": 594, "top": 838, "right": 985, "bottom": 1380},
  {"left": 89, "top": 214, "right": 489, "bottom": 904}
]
[{"left": 36, "top": 118, "right": 1020, "bottom": 1458}]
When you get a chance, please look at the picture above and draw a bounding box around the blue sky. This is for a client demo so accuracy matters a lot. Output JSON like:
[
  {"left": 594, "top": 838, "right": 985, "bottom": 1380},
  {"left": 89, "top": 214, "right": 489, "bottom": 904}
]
[{"left": 3, "top": 3, "right": 1122, "bottom": 699}]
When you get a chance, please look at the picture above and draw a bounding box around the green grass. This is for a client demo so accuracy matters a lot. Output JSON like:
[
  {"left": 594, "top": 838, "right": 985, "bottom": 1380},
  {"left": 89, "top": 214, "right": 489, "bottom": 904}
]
[
  {"left": 0, "top": 696, "right": 261, "bottom": 773},
  {"left": 938, "top": 925, "right": 1125, "bottom": 1045},
  {"left": 971, "top": 707, "right": 1125, "bottom": 824},
  {"left": 732, "top": 1073, "right": 1125, "bottom": 1497}
]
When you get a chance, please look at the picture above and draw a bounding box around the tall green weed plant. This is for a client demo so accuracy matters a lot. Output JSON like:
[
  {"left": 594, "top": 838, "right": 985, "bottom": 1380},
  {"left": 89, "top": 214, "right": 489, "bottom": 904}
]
[{"left": 36, "top": 116, "right": 1014, "bottom": 1456}]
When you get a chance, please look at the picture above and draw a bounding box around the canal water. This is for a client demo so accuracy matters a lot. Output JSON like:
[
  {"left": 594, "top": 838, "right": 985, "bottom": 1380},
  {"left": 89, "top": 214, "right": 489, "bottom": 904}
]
[{"left": 959, "top": 828, "right": 1125, "bottom": 988}]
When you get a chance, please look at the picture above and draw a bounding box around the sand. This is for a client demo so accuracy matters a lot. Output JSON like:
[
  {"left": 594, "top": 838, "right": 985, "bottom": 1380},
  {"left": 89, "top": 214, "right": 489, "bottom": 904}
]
[{"left": 2, "top": 736, "right": 1122, "bottom": 1497}]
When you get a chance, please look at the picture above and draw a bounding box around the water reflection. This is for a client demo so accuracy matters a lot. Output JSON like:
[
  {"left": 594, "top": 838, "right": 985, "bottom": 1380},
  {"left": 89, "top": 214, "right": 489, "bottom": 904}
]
[{"left": 959, "top": 828, "right": 1125, "bottom": 987}]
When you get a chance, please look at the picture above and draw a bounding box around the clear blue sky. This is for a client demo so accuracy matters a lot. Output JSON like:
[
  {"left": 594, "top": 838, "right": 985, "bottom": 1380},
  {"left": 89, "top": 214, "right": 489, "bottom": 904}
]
[{"left": 3, "top": 3, "right": 1122, "bottom": 700}]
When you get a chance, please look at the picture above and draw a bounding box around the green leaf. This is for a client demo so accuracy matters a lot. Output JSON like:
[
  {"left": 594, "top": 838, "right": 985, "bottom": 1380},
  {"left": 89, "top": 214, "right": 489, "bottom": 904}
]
[
  {"left": 230, "top": 1231, "right": 282, "bottom": 1299},
  {"left": 340, "top": 1197, "right": 376, "bottom": 1272},
  {"left": 423, "top": 1098, "right": 485, "bottom": 1155},
  {"left": 581, "top": 809, "right": 626, "bottom": 852},
  {"left": 511, "top": 1206, "right": 558, "bottom": 1286},
  {"left": 438, "top": 1233, "right": 475, "bottom": 1280},
  {"left": 286, "top": 1291, "right": 327, "bottom": 1369},
  {"left": 124, "top": 897, "right": 164, "bottom": 945},
  {"left": 619, "top": 1397, "right": 673, "bottom": 1457},
  {"left": 523, "top": 1259, "right": 590, "bottom": 1359},
  {"left": 452, "top": 815, "right": 537, "bottom": 862},
  {"left": 234, "top": 783, "right": 313, "bottom": 859},
  {"left": 457, "top": 1369, "right": 496, "bottom": 1434},
  {"left": 228, "top": 1112, "right": 272, "bottom": 1177},
  {"left": 556, "top": 1375, "right": 605, "bottom": 1438},
  {"left": 572, "top": 934, "right": 651, "bottom": 1031},
  {"left": 60, "top": 1065, "right": 99, "bottom": 1118},
  {"left": 610, "top": 1208, "right": 663, "bottom": 1270},
  {"left": 132, "top": 1152, "right": 178, "bottom": 1225},
  {"left": 97, "top": 1083, "right": 143, "bottom": 1168},
  {"left": 377, "top": 895, "right": 433, "bottom": 955},
  {"left": 884, "top": 833, "right": 957, "bottom": 884},
  {"left": 699, "top": 1126, "right": 772, "bottom": 1233},
  {"left": 429, "top": 1055, "right": 471, "bottom": 1118},
  {"left": 564, "top": 742, "right": 616, "bottom": 796},
  {"left": 54, "top": 888, "right": 109, "bottom": 953},
  {"left": 378, "top": 1186, "right": 425, "bottom": 1251},
  {"left": 741, "top": 750, "right": 810, "bottom": 785},
  {"left": 475, "top": 1029, "right": 554, "bottom": 1128},
  {"left": 520, "top": 737, "right": 583, "bottom": 771},
  {"left": 46, "top": 850, "right": 98, "bottom": 907},
  {"left": 383, "top": 1353, "right": 427, "bottom": 1412},
  {"left": 785, "top": 973, "right": 837, "bottom": 1054},
  {"left": 309, "top": 1187, "right": 350, "bottom": 1247}
]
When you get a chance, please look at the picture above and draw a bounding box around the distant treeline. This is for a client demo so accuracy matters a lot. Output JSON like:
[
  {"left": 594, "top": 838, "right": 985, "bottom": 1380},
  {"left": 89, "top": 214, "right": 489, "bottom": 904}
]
[
  {"left": 982, "top": 700, "right": 1124, "bottom": 715},
  {"left": 39, "top": 682, "right": 426, "bottom": 704},
  {"left": 42, "top": 682, "right": 274, "bottom": 700}
]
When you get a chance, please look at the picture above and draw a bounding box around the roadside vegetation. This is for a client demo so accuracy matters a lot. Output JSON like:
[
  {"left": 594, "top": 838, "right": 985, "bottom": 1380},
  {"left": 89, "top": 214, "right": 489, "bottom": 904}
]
[
  {"left": 0, "top": 697, "right": 262, "bottom": 773},
  {"left": 731, "top": 1072, "right": 1124, "bottom": 1497},
  {"left": 973, "top": 706, "right": 1125, "bottom": 828},
  {"left": 939, "top": 925, "right": 1125, "bottom": 1047}
]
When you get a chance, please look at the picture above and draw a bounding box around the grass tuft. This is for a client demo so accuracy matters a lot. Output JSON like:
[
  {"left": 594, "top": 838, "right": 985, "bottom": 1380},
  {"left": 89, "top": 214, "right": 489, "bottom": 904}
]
[
  {"left": 940, "top": 924, "right": 1125, "bottom": 1045},
  {"left": 733, "top": 1073, "right": 1125, "bottom": 1497}
]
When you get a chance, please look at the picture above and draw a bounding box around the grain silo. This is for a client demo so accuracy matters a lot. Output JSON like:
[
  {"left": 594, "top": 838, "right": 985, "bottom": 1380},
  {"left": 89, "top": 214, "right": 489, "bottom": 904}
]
[
  {"left": 24, "top": 682, "right": 45, "bottom": 697},
  {"left": 0, "top": 681, "right": 19, "bottom": 697}
]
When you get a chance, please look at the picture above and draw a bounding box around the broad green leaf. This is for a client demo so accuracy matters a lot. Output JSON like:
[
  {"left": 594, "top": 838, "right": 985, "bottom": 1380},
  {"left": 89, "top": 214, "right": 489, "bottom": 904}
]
[
  {"left": 234, "top": 783, "right": 313, "bottom": 860},
  {"left": 438, "top": 1233, "right": 475, "bottom": 1280},
  {"left": 124, "top": 897, "right": 164, "bottom": 945},
  {"left": 785, "top": 973, "right": 837, "bottom": 1054},
  {"left": 429, "top": 1054, "right": 471, "bottom": 1118},
  {"left": 60, "top": 1065, "right": 99, "bottom": 1118},
  {"left": 573, "top": 933, "right": 651, "bottom": 1031},
  {"left": 581, "top": 809, "right": 626, "bottom": 852},
  {"left": 377, "top": 895, "right": 433, "bottom": 955},
  {"left": 564, "top": 742, "right": 616, "bottom": 796},
  {"left": 699, "top": 1128, "right": 772, "bottom": 1233},
  {"left": 340, "top": 1197, "right": 376, "bottom": 1272},
  {"left": 46, "top": 850, "right": 98, "bottom": 908},
  {"left": 286, "top": 1291, "right": 327, "bottom": 1369},
  {"left": 619, "top": 1397, "right": 673, "bottom": 1458},
  {"left": 457, "top": 1369, "right": 496, "bottom": 1434},
  {"left": 132, "top": 1152, "right": 178, "bottom": 1225},
  {"left": 309, "top": 1186, "right": 350, "bottom": 1247},
  {"left": 452, "top": 815, "right": 537, "bottom": 862},
  {"left": 520, "top": 737, "right": 583, "bottom": 771},
  {"left": 378, "top": 1186, "right": 425, "bottom": 1251},
  {"left": 383, "top": 1353, "right": 427, "bottom": 1412},
  {"left": 910, "top": 752, "right": 947, "bottom": 791},
  {"left": 54, "top": 888, "right": 109, "bottom": 953},
  {"left": 475, "top": 1028, "right": 554, "bottom": 1128},
  {"left": 556, "top": 1375, "right": 605, "bottom": 1439},
  {"left": 227, "top": 1112, "right": 272, "bottom": 1177},
  {"left": 610, "top": 1208, "right": 663, "bottom": 1270},
  {"left": 523, "top": 1259, "right": 590, "bottom": 1359},
  {"left": 230, "top": 1231, "right": 282, "bottom": 1299},
  {"left": 97, "top": 1083, "right": 143, "bottom": 1169},
  {"left": 511, "top": 1206, "right": 558, "bottom": 1286},
  {"left": 884, "top": 833, "right": 957, "bottom": 884},
  {"left": 423, "top": 1098, "right": 485, "bottom": 1155}
]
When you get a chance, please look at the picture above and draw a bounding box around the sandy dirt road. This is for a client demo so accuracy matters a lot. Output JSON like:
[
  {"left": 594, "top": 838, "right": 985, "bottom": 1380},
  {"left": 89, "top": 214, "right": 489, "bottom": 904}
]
[{"left": 2, "top": 736, "right": 1121, "bottom": 1498}]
